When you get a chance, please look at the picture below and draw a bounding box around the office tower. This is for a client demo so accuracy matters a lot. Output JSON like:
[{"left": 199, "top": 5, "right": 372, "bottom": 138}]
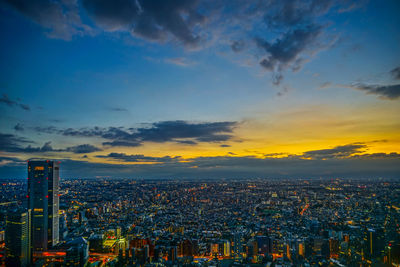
[
  {"left": 210, "top": 242, "right": 219, "bottom": 256},
  {"left": 256, "top": 236, "right": 271, "bottom": 255},
  {"left": 329, "top": 238, "right": 339, "bottom": 258},
  {"left": 297, "top": 241, "right": 305, "bottom": 257},
  {"left": 65, "top": 237, "right": 89, "bottom": 267},
  {"left": 223, "top": 240, "right": 231, "bottom": 257},
  {"left": 233, "top": 232, "right": 243, "bottom": 259},
  {"left": 5, "top": 208, "right": 31, "bottom": 267},
  {"left": 168, "top": 246, "right": 177, "bottom": 262},
  {"left": 179, "top": 239, "right": 193, "bottom": 257},
  {"left": 27, "top": 160, "right": 60, "bottom": 251}
]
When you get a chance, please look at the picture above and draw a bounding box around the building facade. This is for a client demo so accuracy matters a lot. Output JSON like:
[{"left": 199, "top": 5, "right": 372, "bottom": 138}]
[
  {"left": 27, "top": 160, "right": 60, "bottom": 251},
  {"left": 5, "top": 208, "right": 31, "bottom": 267}
]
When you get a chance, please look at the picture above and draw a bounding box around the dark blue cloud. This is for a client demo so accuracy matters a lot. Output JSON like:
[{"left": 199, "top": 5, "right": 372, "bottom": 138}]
[
  {"left": 0, "top": 93, "right": 30, "bottom": 110},
  {"left": 82, "top": 0, "right": 205, "bottom": 47},
  {"left": 0, "top": 132, "right": 101, "bottom": 154},
  {"left": 301, "top": 143, "right": 366, "bottom": 159},
  {"left": 33, "top": 120, "right": 238, "bottom": 147},
  {"left": 350, "top": 83, "right": 400, "bottom": 100},
  {"left": 102, "top": 140, "right": 142, "bottom": 147},
  {"left": 176, "top": 140, "right": 197, "bottom": 145},
  {"left": 65, "top": 144, "right": 102, "bottom": 154},
  {"left": 256, "top": 24, "right": 323, "bottom": 73},
  {"left": 134, "top": 121, "right": 236, "bottom": 143}
]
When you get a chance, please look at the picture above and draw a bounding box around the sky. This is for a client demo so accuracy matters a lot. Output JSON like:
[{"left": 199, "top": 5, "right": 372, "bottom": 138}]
[{"left": 0, "top": 0, "right": 399, "bottom": 179}]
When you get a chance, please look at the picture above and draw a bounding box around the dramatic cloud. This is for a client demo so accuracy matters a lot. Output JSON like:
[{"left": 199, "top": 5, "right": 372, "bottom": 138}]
[
  {"left": 349, "top": 83, "right": 400, "bottom": 100},
  {"left": 390, "top": 66, "right": 400, "bottom": 80},
  {"left": 65, "top": 144, "right": 102, "bottom": 154},
  {"left": 251, "top": 0, "right": 353, "bottom": 83},
  {"left": 13, "top": 141, "right": 57, "bottom": 153},
  {"left": 0, "top": 0, "right": 360, "bottom": 79},
  {"left": 0, "top": 93, "right": 30, "bottom": 110},
  {"left": 33, "top": 120, "right": 238, "bottom": 147},
  {"left": 256, "top": 24, "right": 323, "bottom": 73},
  {"left": 0, "top": 0, "right": 91, "bottom": 40},
  {"left": 135, "top": 121, "right": 236, "bottom": 142},
  {"left": 301, "top": 143, "right": 366, "bottom": 159},
  {"left": 82, "top": 0, "right": 205, "bottom": 47}
]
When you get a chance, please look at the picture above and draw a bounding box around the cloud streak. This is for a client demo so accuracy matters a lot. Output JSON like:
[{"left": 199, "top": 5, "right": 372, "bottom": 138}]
[
  {"left": 0, "top": 93, "right": 30, "bottom": 110},
  {"left": 0, "top": 132, "right": 101, "bottom": 154},
  {"left": 301, "top": 143, "right": 366, "bottom": 159},
  {"left": 65, "top": 144, "right": 102, "bottom": 154},
  {"left": 348, "top": 83, "right": 400, "bottom": 100}
]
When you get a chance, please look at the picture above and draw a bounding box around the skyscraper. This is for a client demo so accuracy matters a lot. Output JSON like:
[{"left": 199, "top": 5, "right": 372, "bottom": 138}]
[
  {"left": 5, "top": 208, "right": 31, "bottom": 267},
  {"left": 27, "top": 160, "right": 60, "bottom": 251},
  {"left": 234, "top": 232, "right": 243, "bottom": 260}
]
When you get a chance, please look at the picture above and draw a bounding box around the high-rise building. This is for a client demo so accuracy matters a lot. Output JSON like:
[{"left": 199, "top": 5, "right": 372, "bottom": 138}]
[
  {"left": 223, "top": 240, "right": 231, "bottom": 257},
  {"left": 27, "top": 160, "right": 60, "bottom": 251},
  {"left": 65, "top": 237, "right": 89, "bottom": 267},
  {"left": 233, "top": 232, "right": 243, "bottom": 259},
  {"left": 5, "top": 208, "right": 31, "bottom": 267}
]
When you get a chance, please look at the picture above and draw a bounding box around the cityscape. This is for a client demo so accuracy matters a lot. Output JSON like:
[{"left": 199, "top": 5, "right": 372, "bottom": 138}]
[
  {"left": 0, "top": 161, "right": 399, "bottom": 266},
  {"left": 1, "top": 0, "right": 400, "bottom": 266}
]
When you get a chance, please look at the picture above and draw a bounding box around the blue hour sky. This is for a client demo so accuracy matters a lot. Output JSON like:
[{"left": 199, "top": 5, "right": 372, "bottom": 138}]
[{"left": 0, "top": 0, "right": 399, "bottom": 179}]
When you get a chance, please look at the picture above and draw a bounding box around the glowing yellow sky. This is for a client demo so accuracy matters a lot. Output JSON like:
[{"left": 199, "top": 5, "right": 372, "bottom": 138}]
[
  {"left": 70, "top": 101, "right": 400, "bottom": 164},
  {"left": 5, "top": 99, "right": 399, "bottom": 166}
]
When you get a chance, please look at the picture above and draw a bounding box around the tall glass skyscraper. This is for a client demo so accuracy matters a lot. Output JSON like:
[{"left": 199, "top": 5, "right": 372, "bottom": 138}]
[
  {"left": 5, "top": 208, "right": 31, "bottom": 267},
  {"left": 27, "top": 160, "right": 60, "bottom": 251}
]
